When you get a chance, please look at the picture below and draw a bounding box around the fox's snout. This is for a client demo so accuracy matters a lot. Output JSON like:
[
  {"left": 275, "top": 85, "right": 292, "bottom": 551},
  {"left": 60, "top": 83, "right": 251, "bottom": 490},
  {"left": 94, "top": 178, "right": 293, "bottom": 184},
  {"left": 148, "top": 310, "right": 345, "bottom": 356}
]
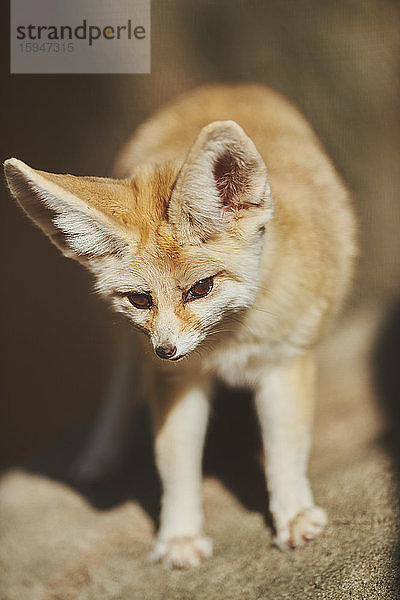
[
  {"left": 149, "top": 307, "right": 199, "bottom": 361},
  {"left": 155, "top": 344, "right": 177, "bottom": 360}
]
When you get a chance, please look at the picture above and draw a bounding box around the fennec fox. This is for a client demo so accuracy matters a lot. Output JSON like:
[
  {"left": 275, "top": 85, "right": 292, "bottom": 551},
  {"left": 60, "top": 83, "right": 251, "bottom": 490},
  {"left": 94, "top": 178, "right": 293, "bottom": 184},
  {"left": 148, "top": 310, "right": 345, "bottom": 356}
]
[{"left": 4, "top": 84, "right": 356, "bottom": 569}]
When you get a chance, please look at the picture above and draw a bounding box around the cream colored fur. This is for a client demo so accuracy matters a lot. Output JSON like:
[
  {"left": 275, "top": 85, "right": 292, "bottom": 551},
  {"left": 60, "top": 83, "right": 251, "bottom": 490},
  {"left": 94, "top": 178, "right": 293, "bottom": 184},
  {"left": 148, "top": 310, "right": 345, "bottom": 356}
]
[{"left": 4, "top": 84, "right": 356, "bottom": 569}]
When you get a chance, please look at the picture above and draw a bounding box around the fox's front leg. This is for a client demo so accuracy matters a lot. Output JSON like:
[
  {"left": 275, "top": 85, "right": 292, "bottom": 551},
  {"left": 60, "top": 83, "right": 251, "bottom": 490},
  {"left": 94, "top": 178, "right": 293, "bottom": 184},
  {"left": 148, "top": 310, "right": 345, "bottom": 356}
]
[
  {"left": 255, "top": 353, "right": 327, "bottom": 550},
  {"left": 150, "top": 373, "right": 212, "bottom": 569}
]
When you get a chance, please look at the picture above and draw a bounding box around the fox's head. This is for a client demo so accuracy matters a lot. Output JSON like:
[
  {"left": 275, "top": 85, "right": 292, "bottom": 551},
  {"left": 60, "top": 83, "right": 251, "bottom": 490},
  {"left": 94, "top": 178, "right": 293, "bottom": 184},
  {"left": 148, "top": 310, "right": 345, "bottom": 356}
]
[{"left": 4, "top": 121, "right": 273, "bottom": 361}]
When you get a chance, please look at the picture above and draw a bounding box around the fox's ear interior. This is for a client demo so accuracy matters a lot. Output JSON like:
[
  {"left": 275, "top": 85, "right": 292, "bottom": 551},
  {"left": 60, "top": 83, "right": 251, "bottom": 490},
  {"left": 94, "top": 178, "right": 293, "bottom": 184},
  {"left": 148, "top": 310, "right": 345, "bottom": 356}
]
[
  {"left": 168, "top": 120, "right": 273, "bottom": 242},
  {"left": 4, "top": 158, "right": 130, "bottom": 262}
]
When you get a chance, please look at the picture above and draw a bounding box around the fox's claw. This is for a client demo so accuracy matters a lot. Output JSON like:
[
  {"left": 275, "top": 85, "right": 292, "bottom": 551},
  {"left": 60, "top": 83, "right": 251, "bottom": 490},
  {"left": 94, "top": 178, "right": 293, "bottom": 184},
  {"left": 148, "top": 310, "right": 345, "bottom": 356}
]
[
  {"left": 150, "top": 536, "right": 213, "bottom": 569},
  {"left": 274, "top": 506, "right": 327, "bottom": 550}
]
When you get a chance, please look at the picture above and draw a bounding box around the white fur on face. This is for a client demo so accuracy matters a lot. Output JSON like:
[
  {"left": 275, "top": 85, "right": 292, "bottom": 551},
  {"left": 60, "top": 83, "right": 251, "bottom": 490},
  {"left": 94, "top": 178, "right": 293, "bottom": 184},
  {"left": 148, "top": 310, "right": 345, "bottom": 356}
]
[
  {"left": 90, "top": 227, "right": 266, "bottom": 360},
  {"left": 4, "top": 121, "right": 272, "bottom": 361}
]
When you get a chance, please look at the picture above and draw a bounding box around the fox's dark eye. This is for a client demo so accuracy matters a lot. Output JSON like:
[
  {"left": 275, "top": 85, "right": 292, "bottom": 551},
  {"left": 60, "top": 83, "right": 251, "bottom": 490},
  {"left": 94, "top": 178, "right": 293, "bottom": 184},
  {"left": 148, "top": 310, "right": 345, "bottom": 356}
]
[
  {"left": 185, "top": 277, "right": 214, "bottom": 302},
  {"left": 126, "top": 292, "right": 152, "bottom": 309}
]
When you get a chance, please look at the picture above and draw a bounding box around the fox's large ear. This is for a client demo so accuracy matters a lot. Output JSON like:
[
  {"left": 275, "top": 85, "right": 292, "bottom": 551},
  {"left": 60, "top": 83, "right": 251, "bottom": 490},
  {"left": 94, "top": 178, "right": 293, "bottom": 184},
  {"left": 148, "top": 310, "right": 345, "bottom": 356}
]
[
  {"left": 4, "top": 158, "right": 130, "bottom": 262},
  {"left": 168, "top": 120, "right": 273, "bottom": 242}
]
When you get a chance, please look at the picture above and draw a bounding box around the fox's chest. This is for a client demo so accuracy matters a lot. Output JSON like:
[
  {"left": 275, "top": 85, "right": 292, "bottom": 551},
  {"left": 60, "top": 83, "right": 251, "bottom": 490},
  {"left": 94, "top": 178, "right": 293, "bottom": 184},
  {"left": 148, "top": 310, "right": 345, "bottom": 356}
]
[{"left": 201, "top": 337, "right": 301, "bottom": 387}]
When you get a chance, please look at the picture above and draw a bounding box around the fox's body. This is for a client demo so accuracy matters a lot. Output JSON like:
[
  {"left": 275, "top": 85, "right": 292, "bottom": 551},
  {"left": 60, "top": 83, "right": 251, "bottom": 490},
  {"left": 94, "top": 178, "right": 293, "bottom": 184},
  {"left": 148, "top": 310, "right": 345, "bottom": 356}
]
[
  {"left": 5, "top": 84, "right": 356, "bottom": 568},
  {"left": 115, "top": 85, "right": 354, "bottom": 377}
]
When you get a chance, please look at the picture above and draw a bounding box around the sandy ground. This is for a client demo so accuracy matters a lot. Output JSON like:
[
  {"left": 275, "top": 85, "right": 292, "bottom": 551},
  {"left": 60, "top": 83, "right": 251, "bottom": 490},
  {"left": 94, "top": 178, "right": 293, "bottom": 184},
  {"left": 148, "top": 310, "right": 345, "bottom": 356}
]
[{"left": 1, "top": 305, "right": 400, "bottom": 599}]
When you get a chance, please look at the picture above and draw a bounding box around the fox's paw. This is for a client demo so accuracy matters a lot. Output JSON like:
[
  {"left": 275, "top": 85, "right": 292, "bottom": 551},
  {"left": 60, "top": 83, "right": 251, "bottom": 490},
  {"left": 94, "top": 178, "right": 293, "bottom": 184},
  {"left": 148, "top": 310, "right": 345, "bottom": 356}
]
[
  {"left": 150, "top": 535, "right": 213, "bottom": 569},
  {"left": 274, "top": 506, "right": 327, "bottom": 550}
]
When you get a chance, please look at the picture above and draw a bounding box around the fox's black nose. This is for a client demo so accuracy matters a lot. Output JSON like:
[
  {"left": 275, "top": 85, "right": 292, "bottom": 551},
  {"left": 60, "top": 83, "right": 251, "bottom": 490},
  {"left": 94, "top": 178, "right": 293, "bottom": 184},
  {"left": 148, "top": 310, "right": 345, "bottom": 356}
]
[{"left": 155, "top": 344, "right": 177, "bottom": 360}]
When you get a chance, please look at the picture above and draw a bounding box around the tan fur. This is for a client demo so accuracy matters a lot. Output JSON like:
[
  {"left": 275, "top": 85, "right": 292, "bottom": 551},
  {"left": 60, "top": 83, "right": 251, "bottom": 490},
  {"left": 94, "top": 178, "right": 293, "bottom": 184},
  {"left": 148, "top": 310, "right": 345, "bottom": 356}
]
[
  {"left": 117, "top": 84, "right": 355, "bottom": 361},
  {"left": 4, "top": 83, "right": 357, "bottom": 569},
  {"left": 40, "top": 165, "right": 178, "bottom": 230}
]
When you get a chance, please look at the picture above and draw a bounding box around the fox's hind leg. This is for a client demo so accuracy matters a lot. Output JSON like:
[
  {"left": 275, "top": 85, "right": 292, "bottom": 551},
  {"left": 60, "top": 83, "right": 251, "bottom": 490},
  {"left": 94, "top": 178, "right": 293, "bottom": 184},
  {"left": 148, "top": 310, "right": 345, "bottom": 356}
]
[
  {"left": 254, "top": 352, "right": 327, "bottom": 550},
  {"left": 71, "top": 328, "right": 144, "bottom": 485},
  {"left": 150, "top": 372, "right": 212, "bottom": 569}
]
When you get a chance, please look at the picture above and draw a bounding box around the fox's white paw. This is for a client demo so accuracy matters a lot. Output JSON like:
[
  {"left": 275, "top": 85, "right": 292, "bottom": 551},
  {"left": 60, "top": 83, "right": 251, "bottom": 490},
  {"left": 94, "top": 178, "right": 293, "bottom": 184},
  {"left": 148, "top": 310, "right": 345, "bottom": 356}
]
[
  {"left": 274, "top": 506, "right": 327, "bottom": 550},
  {"left": 150, "top": 535, "right": 213, "bottom": 569}
]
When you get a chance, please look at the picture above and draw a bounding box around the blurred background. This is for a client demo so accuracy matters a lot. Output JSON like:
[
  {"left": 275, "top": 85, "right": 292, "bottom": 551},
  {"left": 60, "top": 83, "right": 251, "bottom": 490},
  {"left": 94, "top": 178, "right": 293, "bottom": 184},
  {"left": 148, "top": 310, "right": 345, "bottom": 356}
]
[{"left": 1, "top": 0, "right": 399, "bottom": 471}]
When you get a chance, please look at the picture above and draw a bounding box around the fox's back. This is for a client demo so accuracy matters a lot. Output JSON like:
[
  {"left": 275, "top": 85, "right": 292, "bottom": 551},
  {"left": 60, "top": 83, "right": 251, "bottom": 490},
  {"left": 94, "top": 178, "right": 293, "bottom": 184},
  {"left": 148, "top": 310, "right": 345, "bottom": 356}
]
[{"left": 116, "top": 84, "right": 328, "bottom": 176}]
